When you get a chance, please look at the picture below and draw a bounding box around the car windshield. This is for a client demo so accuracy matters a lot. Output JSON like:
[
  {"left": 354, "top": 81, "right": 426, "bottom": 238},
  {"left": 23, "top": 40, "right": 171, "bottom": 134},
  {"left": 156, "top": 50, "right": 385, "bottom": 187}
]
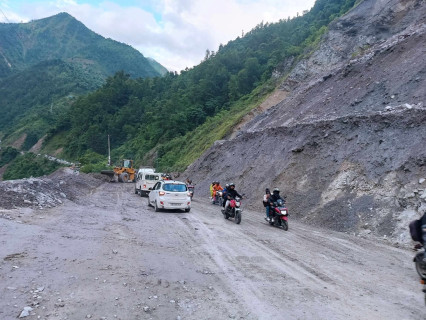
[
  {"left": 146, "top": 174, "right": 160, "bottom": 181},
  {"left": 163, "top": 183, "right": 187, "bottom": 192},
  {"left": 122, "top": 160, "right": 131, "bottom": 168}
]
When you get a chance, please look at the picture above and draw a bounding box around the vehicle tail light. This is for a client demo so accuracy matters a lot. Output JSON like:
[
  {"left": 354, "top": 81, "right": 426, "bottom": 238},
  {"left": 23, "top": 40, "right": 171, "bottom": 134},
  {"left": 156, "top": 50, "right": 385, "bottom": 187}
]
[
  {"left": 160, "top": 201, "right": 164, "bottom": 205},
  {"left": 159, "top": 191, "right": 165, "bottom": 196},
  {"left": 421, "top": 280, "right": 425, "bottom": 285},
  {"left": 187, "top": 202, "right": 191, "bottom": 205}
]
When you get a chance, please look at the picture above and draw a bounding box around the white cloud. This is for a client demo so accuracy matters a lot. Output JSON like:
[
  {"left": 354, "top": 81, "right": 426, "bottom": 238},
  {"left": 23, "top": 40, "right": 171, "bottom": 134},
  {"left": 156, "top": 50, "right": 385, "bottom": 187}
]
[{"left": 0, "top": 0, "right": 316, "bottom": 71}]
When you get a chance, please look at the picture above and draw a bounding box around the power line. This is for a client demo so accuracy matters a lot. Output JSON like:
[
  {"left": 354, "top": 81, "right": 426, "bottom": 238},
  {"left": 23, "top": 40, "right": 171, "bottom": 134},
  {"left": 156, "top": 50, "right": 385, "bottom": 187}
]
[{"left": 0, "top": 7, "right": 11, "bottom": 23}]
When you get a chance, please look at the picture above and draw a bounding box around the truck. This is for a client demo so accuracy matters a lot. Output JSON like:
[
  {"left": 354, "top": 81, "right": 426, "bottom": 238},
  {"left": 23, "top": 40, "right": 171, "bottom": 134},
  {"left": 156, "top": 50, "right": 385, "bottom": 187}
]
[{"left": 134, "top": 167, "right": 162, "bottom": 196}]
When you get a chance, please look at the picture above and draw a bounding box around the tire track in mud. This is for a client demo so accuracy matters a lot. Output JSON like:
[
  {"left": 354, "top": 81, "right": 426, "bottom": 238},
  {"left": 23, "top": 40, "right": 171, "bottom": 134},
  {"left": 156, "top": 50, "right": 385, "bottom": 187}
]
[
  {"left": 176, "top": 200, "right": 347, "bottom": 319},
  {"left": 193, "top": 200, "right": 335, "bottom": 287},
  {"left": 177, "top": 211, "right": 283, "bottom": 319},
  {"left": 190, "top": 199, "right": 423, "bottom": 319},
  {"left": 2, "top": 181, "right": 424, "bottom": 319}
]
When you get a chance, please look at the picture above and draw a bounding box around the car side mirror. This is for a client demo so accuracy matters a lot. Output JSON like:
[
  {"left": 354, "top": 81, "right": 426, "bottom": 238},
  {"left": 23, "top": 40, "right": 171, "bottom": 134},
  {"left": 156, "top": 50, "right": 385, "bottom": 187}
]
[{"left": 149, "top": 187, "right": 153, "bottom": 190}]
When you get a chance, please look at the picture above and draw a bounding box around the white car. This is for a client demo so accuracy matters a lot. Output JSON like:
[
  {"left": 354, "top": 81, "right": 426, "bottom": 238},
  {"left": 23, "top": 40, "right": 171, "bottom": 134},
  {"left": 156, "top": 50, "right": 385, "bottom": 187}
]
[{"left": 148, "top": 180, "right": 191, "bottom": 212}]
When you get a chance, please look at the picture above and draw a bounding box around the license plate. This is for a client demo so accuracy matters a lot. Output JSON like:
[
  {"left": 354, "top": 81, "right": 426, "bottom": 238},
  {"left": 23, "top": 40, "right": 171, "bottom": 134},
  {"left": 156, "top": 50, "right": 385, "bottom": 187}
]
[{"left": 171, "top": 203, "right": 181, "bottom": 206}]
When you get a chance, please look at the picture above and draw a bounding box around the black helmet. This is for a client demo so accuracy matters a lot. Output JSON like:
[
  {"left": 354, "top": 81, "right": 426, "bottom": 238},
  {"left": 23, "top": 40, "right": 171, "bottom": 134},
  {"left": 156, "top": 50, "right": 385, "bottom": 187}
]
[
  {"left": 273, "top": 188, "right": 280, "bottom": 193},
  {"left": 265, "top": 188, "right": 270, "bottom": 193},
  {"left": 229, "top": 183, "right": 235, "bottom": 188},
  {"left": 225, "top": 184, "right": 229, "bottom": 188}
]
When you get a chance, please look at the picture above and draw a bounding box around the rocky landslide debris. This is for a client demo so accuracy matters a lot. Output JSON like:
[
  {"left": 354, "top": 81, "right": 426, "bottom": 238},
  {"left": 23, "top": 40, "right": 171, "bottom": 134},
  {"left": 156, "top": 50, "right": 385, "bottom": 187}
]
[
  {"left": 183, "top": 0, "right": 426, "bottom": 247},
  {"left": 0, "top": 168, "right": 104, "bottom": 211}
]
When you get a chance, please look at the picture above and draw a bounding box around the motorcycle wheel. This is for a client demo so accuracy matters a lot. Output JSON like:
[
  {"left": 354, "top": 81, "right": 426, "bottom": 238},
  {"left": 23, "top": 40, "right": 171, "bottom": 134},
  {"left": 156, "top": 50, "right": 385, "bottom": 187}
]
[
  {"left": 223, "top": 209, "right": 229, "bottom": 219},
  {"left": 415, "top": 252, "right": 426, "bottom": 279},
  {"left": 235, "top": 212, "right": 241, "bottom": 224},
  {"left": 273, "top": 218, "right": 280, "bottom": 227},
  {"left": 282, "top": 220, "right": 289, "bottom": 231},
  {"left": 424, "top": 289, "right": 426, "bottom": 306}
]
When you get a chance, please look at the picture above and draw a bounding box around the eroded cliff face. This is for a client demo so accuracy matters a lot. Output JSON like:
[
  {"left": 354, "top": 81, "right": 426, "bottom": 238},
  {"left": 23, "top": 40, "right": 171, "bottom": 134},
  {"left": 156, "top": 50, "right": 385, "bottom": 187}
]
[{"left": 184, "top": 0, "right": 426, "bottom": 245}]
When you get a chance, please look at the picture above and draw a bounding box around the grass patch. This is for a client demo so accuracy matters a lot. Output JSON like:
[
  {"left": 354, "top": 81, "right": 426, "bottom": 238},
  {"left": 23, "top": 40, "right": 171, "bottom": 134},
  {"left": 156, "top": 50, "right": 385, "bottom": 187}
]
[{"left": 153, "top": 79, "right": 277, "bottom": 172}]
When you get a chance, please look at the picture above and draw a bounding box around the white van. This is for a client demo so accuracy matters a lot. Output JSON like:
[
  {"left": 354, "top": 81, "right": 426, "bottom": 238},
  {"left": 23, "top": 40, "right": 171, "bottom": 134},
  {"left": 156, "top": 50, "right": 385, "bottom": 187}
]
[{"left": 135, "top": 168, "right": 162, "bottom": 196}]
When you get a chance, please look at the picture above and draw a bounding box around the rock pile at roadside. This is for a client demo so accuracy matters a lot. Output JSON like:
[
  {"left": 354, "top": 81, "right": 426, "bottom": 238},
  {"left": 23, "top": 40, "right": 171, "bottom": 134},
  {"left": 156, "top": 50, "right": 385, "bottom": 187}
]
[{"left": 0, "top": 168, "right": 104, "bottom": 211}]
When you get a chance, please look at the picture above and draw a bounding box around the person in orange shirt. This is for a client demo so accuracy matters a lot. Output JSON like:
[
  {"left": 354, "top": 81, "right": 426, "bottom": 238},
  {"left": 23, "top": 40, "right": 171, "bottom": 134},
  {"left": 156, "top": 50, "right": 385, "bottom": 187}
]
[{"left": 212, "top": 181, "right": 224, "bottom": 204}]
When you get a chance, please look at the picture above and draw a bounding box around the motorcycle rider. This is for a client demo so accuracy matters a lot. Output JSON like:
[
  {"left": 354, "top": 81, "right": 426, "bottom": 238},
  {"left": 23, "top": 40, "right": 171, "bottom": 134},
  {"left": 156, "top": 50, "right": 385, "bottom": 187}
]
[
  {"left": 213, "top": 181, "right": 224, "bottom": 203},
  {"left": 268, "top": 188, "right": 285, "bottom": 222},
  {"left": 210, "top": 181, "right": 216, "bottom": 199},
  {"left": 223, "top": 183, "right": 243, "bottom": 214},
  {"left": 263, "top": 188, "right": 271, "bottom": 221},
  {"left": 420, "top": 212, "right": 426, "bottom": 262},
  {"left": 222, "top": 184, "right": 229, "bottom": 208}
]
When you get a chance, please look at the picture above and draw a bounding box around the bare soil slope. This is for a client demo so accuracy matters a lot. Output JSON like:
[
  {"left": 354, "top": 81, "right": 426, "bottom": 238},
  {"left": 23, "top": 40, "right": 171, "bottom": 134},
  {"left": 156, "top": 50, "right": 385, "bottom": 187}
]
[{"left": 184, "top": 0, "right": 426, "bottom": 245}]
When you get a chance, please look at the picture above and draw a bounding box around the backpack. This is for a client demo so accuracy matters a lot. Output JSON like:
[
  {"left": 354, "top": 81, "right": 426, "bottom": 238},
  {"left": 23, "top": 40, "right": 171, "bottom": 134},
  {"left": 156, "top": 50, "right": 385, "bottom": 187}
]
[{"left": 409, "top": 219, "right": 423, "bottom": 243}]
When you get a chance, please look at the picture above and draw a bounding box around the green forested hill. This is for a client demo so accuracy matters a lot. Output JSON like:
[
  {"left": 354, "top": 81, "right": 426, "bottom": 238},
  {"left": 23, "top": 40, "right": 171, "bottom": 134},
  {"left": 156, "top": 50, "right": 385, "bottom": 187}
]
[
  {"left": 0, "top": 59, "right": 104, "bottom": 149},
  {"left": 44, "top": 0, "right": 357, "bottom": 173},
  {"left": 0, "top": 12, "right": 163, "bottom": 79},
  {"left": 0, "top": 12, "right": 166, "bottom": 158}
]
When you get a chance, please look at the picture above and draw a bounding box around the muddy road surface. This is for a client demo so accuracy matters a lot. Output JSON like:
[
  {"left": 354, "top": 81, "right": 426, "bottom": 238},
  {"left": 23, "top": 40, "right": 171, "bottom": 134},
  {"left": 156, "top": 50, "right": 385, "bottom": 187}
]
[{"left": 1, "top": 182, "right": 424, "bottom": 319}]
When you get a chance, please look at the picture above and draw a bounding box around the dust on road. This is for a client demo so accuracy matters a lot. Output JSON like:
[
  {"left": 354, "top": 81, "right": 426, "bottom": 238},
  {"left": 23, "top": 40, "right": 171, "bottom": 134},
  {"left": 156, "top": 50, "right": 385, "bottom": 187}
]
[{"left": 1, "top": 181, "right": 424, "bottom": 320}]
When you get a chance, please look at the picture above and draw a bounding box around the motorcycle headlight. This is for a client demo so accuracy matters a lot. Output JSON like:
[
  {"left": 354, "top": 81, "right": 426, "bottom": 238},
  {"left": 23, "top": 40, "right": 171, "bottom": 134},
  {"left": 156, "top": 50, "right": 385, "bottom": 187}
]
[{"left": 281, "top": 210, "right": 287, "bottom": 215}]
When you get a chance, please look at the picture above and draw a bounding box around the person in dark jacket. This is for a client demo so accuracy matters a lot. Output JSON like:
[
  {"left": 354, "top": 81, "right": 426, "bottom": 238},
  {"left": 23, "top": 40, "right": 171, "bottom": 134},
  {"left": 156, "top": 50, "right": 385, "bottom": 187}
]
[
  {"left": 421, "top": 212, "right": 426, "bottom": 261},
  {"left": 222, "top": 184, "right": 229, "bottom": 208},
  {"left": 268, "top": 188, "right": 285, "bottom": 222},
  {"left": 223, "top": 183, "right": 243, "bottom": 213}
]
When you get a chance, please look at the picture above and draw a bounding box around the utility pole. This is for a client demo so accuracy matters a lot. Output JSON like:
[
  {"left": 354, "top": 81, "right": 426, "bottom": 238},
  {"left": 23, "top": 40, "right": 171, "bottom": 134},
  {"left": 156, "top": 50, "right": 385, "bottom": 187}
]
[{"left": 107, "top": 135, "right": 111, "bottom": 166}]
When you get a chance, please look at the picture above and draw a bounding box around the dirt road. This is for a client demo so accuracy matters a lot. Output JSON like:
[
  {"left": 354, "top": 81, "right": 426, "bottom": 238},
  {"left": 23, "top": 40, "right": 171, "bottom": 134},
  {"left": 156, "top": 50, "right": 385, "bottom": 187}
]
[{"left": 1, "top": 182, "right": 424, "bottom": 319}]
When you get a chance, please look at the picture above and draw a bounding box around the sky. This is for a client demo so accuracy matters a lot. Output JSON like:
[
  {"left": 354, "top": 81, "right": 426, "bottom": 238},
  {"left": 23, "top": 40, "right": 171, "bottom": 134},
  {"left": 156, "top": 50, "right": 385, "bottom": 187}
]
[{"left": 0, "top": 0, "right": 316, "bottom": 72}]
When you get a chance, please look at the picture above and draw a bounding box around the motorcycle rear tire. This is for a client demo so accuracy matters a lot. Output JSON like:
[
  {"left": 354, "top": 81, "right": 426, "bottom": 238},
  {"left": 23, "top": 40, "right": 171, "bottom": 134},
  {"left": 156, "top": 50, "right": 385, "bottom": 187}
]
[
  {"left": 223, "top": 209, "right": 229, "bottom": 219},
  {"left": 415, "top": 252, "right": 426, "bottom": 279},
  {"left": 282, "top": 220, "right": 289, "bottom": 231},
  {"left": 235, "top": 212, "right": 241, "bottom": 224}
]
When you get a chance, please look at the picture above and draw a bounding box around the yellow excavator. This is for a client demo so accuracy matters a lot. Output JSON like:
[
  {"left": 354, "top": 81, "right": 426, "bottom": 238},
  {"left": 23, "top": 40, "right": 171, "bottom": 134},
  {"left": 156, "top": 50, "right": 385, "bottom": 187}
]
[{"left": 101, "top": 159, "right": 136, "bottom": 182}]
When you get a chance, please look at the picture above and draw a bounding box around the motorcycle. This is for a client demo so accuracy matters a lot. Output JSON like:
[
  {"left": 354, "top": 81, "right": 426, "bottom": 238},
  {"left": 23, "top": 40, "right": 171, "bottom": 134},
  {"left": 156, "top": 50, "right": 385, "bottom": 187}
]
[
  {"left": 221, "top": 196, "right": 242, "bottom": 224},
  {"left": 187, "top": 185, "right": 194, "bottom": 199},
  {"left": 217, "top": 191, "right": 224, "bottom": 206},
  {"left": 413, "top": 248, "right": 426, "bottom": 305},
  {"left": 211, "top": 191, "right": 222, "bottom": 205},
  {"left": 268, "top": 199, "right": 289, "bottom": 231}
]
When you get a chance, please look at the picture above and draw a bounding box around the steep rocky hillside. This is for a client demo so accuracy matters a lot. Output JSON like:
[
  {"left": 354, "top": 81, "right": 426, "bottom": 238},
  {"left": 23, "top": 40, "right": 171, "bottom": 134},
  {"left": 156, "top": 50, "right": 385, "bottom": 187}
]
[{"left": 184, "top": 0, "right": 426, "bottom": 245}]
